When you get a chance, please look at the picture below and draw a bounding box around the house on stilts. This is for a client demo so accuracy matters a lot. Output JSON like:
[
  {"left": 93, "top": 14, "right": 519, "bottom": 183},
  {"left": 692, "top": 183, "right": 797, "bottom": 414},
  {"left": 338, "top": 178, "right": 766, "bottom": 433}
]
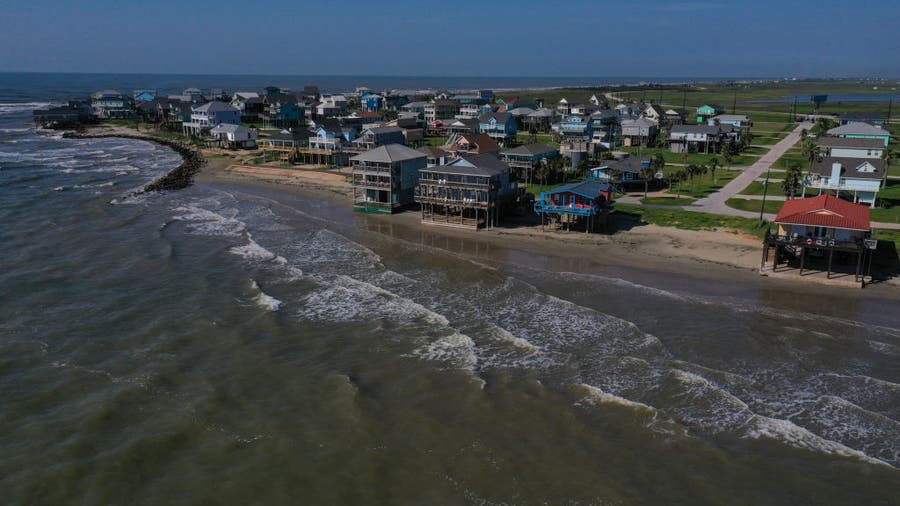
[
  {"left": 533, "top": 180, "right": 614, "bottom": 233},
  {"left": 760, "top": 195, "right": 876, "bottom": 287}
]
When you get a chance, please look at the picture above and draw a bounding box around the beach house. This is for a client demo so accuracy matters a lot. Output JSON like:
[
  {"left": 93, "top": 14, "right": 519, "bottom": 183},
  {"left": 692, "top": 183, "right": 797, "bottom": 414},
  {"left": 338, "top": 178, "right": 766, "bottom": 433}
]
[
  {"left": 826, "top": 122, "right": 891, "bottom": 147},
  {"left": 805, "top": 157, "right": 887, "bottom": 207},
  {"left": 589, "top": 157, "right": 652, "bottom": 185},
  {"left": 500, "top": 143, "right": 559, "bottom": 182},
  {"left": 182, "top": 101, "right": 241, "bottom": 137},
  {"left": 208, "top": 124, "right": 258, "bottom": 149},
  {"left": 669, "top": 124, "right": 724, "bottom": 154},
  {"left": 350, "top": 144, "right": 427, "bottom": 213},
  {"left": 695, "top": 104, "right": 722, "bottom": 123},
  {"left": 620, "top": 118, "right": 659, "bottom": 147},
  {"left": 90, "top": 90, "right": 133, "bottom": 119},
  {"left": 415, "top": 153, "right": 516, "bottom": 230},
  {"left": 445, "top": 133, "right": 501, "bottom": 156},
  {"left": 761, "top": 195, "right": 873, "bottom": 284},
  {"left": 478, "top": 112, "right": 517, "bottom": 145},
  {"left": 533, "top": 181, "right": 613, "bottom": 233},
  {"left": 351, "top": 126, "right": 405, "bottom": 151},
  {"left": 817, "top": 137, "right": 884, "bottom": 159}
]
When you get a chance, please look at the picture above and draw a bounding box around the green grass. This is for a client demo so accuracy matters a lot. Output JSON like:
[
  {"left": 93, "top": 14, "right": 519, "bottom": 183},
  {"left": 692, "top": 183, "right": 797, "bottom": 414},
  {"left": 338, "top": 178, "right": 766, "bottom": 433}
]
[
  {"left": 872, "top": 230, "right": 900, "bottom": 250},
  {"left": 640, "top": 197, "right": 696, "bottom": 206},
  {"left": 726, "top": 198, "right": 784, "bottom": 214},
  {"left": 752, "top": 135, "right": 787, "bottom": 146},
  {"left": 621, "top": 146, "right": 756, "bottom": 167},
  {"left": 888, "top": 165, "right": 900, "bottom": 178},
  {"left": 741, "top": 146, "right": 768, "bottom": 155},
  {"left": 740, "top": 180, "right": 785, "bottom": 196},
  {"left": 615, "top": 204, "right": 768, "bottom": 238},
  {"left": 515, "top": 133, "right": 558, "bottom": 149},
  {"left": 424, "top": 136, "right": 449, "bottom": 147},
  {"left": 663, "top": 168, "right": 740, "bottom": 198}
]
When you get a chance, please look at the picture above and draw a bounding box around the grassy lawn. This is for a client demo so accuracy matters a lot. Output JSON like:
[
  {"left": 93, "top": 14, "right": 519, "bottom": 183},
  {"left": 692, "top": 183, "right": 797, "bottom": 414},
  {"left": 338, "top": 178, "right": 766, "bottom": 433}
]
[
  {"left": 753, "top": 135, "right": 787, "bottom": 145},
  {"left": 515, "top": 133, "right": 558, "bottom": 149},
  {"left": 640, "top": 196, "right": 696, "bottom": 206},
  {"left": 740, "top": 180, "right": 785, "bottom": 196},
  {"left": 726, "top": 198, "right": 784, "bottom": 214},
  {"left": 663, "top": 168, "right": 740, "bottom": 198},
  {"left": 621, "top": 146, "right": 756, "bottom": 167},
  {"left": 773, "top": 153, "right": 810, "bottom": 170},
  {"left": 888, "top": 165, "right": 900, "bottom": 178},
  {"left": 872, "top": 230, "right": 900, "bottom": 250},
  {"left": 424, "top": 136, "right": 448, "bottom": 147},
  {"left": 615, "top": 204, "right": 767, "bottom": 238},
  {"left": 742, "top": 146, "right": 768, "bottom": 155}
]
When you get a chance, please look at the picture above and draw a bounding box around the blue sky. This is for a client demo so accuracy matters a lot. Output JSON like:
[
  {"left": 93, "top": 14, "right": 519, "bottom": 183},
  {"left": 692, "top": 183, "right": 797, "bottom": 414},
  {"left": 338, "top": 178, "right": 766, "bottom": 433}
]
[{"left": 1, "top": 0, "right": 897, "bottom": 77}]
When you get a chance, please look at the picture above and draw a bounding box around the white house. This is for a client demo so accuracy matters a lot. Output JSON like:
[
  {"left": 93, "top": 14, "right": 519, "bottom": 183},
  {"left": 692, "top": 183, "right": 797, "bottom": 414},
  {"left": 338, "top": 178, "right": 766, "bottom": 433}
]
[
  {"left": 817, "top": 137, "right": 884, "bottom": 160},
  {"left": 209, "top": 124, "right": 258, "bottom": 149},
  {"left": 182, "top": 101, "right": 241, "bottom": 137},
  {"left": 708, "top": 114, "right": 751, "bottom": 128},
  {"left": 805, "top": 157, "right": 886, "bottom": 207}
]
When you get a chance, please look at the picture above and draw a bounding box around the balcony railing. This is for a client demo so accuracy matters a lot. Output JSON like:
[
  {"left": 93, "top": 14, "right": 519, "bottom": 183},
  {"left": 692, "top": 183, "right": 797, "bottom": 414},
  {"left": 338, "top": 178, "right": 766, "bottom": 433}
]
[
  {"left": 418, "top": 178, "right": 489, "bottom": 190},
  {"left": 415, "top": 194, "right": 489, "bottom": 208},
  {"left": 764, "top": 231, "right": 864, "bottom": 252}
]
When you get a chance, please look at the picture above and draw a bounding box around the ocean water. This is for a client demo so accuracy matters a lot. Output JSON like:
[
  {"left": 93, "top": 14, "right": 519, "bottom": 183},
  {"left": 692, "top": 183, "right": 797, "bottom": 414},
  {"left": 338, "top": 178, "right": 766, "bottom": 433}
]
[
  {"left": 0, "top": 72, "right": 753, "bottom": 98},
  {"left": 1, "top": 92, "right": 900, "bottom": 504}
]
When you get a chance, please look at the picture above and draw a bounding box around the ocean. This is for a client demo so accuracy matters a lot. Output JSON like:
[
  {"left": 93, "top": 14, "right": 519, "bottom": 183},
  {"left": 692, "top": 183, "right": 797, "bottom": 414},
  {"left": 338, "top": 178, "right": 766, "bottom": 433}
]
[{"left": 1, "top": 75, "right": 899, "bottom": 504}]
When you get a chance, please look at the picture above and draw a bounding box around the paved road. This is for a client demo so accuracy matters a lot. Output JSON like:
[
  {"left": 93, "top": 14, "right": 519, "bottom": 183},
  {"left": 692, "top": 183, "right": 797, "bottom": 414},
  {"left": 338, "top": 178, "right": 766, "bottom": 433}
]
[{"left": 688, "top": 122, "right": 811, "bottom": 215}]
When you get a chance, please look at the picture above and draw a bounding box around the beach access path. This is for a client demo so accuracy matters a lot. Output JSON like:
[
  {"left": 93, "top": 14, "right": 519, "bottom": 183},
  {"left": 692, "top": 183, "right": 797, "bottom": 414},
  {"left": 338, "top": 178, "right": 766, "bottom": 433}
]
[{"left": 687, "top": 122, "right": 811, "bottom": 216}]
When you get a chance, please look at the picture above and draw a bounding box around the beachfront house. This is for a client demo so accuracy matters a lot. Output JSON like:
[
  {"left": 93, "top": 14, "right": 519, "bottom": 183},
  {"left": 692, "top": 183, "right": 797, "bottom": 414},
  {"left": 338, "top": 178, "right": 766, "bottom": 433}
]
[
  {"left": 805, "top": 157, "right": 887, "bottom": 207},
  {"left": 350, "top": 144, "right": 427, "bottom": 213},
  {"left": 500, "top": 143, "right": 559, "bottom": 182},
  {"left": 695, "top": 104, "right": 722, "bottom": 124},
  {"left": 620, "top": 118, "right": 659, "bottom": 147},
  {"left": 826, "top": 122, "right": 891, "bottom": 147},
  {"left": 33, "top": 101, "right": 94, "bottom": 127},
  {"left": 182, "top": 101, "right": 241, "bottom": 137},
  {"left": 761, "top": 195, "right": 873, "bottom": 284},
  {"left": 208, "top": 124, "right": 258, "bottom": 149},
  {"left": 817, "top": 137, "right": 884, "bottom": 159},
  {"left": 669, "top": 124, "right": 724, "bottom": 154},
  {"left": 533, "top": 181, "right": 613, "bottom": 233},
  {"left": 90, "top": 90, "right": 133, "bottom": 119},
  {"left": 478, "top": 112, "right": 517, "bottom": 145},
  {"left": 415, "top": 153, "right": 516, "bottom": 230}
]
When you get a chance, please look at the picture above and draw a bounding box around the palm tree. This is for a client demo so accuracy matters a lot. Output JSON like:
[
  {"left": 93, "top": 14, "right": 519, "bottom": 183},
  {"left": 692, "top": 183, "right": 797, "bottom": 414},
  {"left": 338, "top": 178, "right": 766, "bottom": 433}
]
[
  {"left": 800, "top": 139, "right": 820, "bottom": 166},
  {"left": 686, "top": 164, "right": 702, "bottom": 194},
  {"left": 708, "top": 156, "right": 720, "bottom": 183},
  {"left": 783, "top": 164, "right": 803, "bottom": 199}
]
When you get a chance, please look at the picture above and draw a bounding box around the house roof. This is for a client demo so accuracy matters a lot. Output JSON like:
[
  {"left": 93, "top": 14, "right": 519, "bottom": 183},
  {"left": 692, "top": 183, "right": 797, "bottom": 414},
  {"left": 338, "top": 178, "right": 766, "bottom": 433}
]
[
  {"left": 817, "top": 137, "right": 885, "bottom": 149},
  {"left": 417, "top": 146, "right": 449, "bottom": 158},
  {"left": 711, "top": 114, "right": 749, "bottom": 122},
  {"left": 194, "top": 101, "right": 239, "bottom": 114},
  {"left": 809, "top": 156, "right": 886, "bottom": 180},
  {"left": 508, "top": 107, "right": 536, "bottom": 116},
  {"left": 210, "top": 124, "right": 248, "bottom": 134},
  {"left": 543, "top": 181, "right": 612, "bottom": 199},
  {"left": 364, "top": 126, "right": 403, "bottom": 135},
  {"left": 595, "top": 157, "right": 651, "bottom": 174},
  {"left": 351, "top": 144, "right": 426, "bottom": 163},
  {"left": 773, "top": 195, "right": 870, "bottom": 231},
  {"left": 447, "top": 133, "right": 500, "bottom": 153},
  {"left": 480, "top": 111, "right": 512, "bottom": 123},
  {"left": 827, "top": 122, "right": 890, "bottom": 137},
  {"left": 528, "top": 108, "right": 555, "bottom": 118},
  {"left": 439, "top": 153, "right": 510, "bottom": 176},
  {"left": 503, "top": 143, "right": 558, "bottom": 156},
  {"left": 671, "top": 124, "right": 721, "bottom": 135},
  {"left": 621, "top": 118, "right": 658, "bottom": 128}
]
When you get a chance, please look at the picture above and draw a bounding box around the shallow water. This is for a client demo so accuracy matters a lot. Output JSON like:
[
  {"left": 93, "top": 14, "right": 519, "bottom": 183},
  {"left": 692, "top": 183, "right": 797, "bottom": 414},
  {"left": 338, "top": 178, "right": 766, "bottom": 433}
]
[{"left": 1, "top": 101, "right": 899, "bottom": 505}]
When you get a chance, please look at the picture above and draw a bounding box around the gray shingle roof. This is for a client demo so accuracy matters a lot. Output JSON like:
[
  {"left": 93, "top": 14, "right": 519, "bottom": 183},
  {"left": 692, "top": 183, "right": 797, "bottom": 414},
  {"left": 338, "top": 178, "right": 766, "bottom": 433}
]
[
  {"left": 810, "top": 156, "right": 886, "bottom": 180},
  {"left": 351, "top": 144, "right": 426, "bottom": 163},
  {"left": 503, "top": 143, "right": 557, "bottom": 156},
  {"left": 827, "top": 122, "right": 890, "bottom": 136},
  {"left": 428, "top": 153, "right": 509, "bottom": 177},
  {"left": 817, "top": 137, "right": 885, "bottom": 149}
]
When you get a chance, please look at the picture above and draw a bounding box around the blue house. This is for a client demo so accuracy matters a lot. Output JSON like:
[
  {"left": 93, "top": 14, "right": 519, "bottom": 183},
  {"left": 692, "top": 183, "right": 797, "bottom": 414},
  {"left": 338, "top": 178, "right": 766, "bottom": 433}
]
[
  {"left": 478, "top": 111, "right": 517, "bottom": 145},
  {"left": 133, "top": 90, "right": 156, "bottom": 102},
  {"left": 273, "top": 102, "right": 304, "bottom": 127},
  {"left": 361, "top": 92, "right": 384, "bottom": 112},
  {"left": 589, "top": 157, "right": 652, "bottom": 185},
  {"left": 533, "top": 180, "right": 613, "bottom": 233},
  {"left": 552, "top": 114, "right": 594, "bottom": 139}
]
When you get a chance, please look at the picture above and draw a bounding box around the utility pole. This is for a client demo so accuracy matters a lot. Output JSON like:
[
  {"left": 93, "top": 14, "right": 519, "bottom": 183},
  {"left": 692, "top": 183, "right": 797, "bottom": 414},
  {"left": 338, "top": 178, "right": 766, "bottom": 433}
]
[
  {"left": 732, "top": 88, "right": 737, "bottom": 114},
  {"left": 888, "top": 98, "right": 893, "bottom": 125},
  {"left": 759, "top": 170, "right": 770, "bottom": 225}
]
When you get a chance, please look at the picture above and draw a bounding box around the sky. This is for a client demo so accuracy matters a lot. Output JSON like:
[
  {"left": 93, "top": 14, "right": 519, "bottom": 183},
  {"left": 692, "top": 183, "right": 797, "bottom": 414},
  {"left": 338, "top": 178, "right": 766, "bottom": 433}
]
[{"left": 1, "top": 0, "right": 897, "bottom": 77}]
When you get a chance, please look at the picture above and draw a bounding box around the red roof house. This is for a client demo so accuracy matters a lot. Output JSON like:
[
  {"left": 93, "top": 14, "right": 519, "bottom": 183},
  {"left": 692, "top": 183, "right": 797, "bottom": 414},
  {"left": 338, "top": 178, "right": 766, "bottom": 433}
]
[{"left": 773, "top": 195, "right": 871, "bottom": 232}]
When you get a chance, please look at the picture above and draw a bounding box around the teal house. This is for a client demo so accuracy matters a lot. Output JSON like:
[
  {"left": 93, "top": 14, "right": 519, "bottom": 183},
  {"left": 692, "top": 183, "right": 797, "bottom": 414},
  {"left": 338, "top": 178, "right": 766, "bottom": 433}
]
[
  {"left": 826, "top": 123, "right": 891, "bottom": 147},
  {"left": 695, "top": 104, "right": 721, "bottom": 124}
]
